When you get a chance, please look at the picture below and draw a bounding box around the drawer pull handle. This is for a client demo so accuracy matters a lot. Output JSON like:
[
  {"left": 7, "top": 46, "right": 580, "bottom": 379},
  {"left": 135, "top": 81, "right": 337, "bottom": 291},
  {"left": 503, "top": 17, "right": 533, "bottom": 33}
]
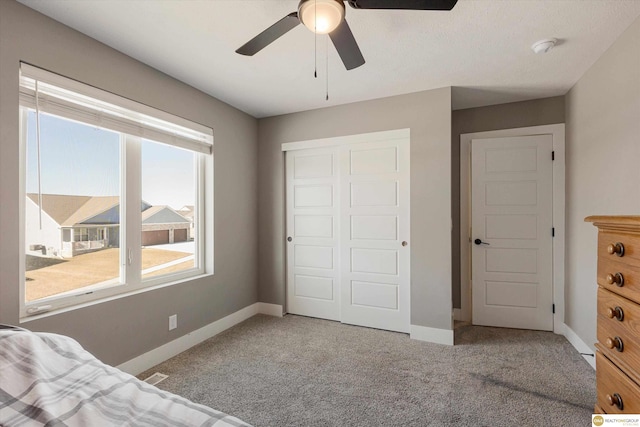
[
  {"left": 606, "top": 336, "right": 624, "bottom": 352},
  {"left": 607, "top": 242, "right": 625, "bottom": 257},
  {"left": 606, "top": 393, "right": 624, "bottom": 410},
  {"left": 606, "top": 272, "right": 624, "bottom": 287},
  {"left": 606, "top": 306, "right": 625, "bottom": 321}
]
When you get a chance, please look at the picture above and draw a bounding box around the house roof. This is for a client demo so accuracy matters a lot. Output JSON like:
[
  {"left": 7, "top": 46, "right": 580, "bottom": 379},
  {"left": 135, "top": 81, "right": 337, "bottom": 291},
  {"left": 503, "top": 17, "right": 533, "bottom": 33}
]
[
  {"left": 142, "top": 205, "right": 190, "bottom": 224},
  {"left": 26, "top": 194, "right": 183, "bottom": 226},
  {"left": 62, "top": 196, "right": 120, "bottom": 226},
  {"left": 26, "top": 194, "right": 119, "bottom": 226},
  {"left": 177, "top": 205, "right": 194, "bottom": 220}
]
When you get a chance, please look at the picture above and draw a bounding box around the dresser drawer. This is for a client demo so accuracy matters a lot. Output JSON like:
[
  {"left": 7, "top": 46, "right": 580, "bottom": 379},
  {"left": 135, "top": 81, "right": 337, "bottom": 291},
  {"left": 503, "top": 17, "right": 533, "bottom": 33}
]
[
  {"left": 596, "top": 351, "right": 640, "bottom": 414},
  {"left": 598, "top": 231, "right": 640, "bottom": 269},
  {"left": 598, "top": 258, "right": 640, "bottom": 304},
  {"left": 598, "top": 287, "right": 640, "bottom": 338},
  {"left": 597, "top": 298, "right": 640, "bottom": 386}
]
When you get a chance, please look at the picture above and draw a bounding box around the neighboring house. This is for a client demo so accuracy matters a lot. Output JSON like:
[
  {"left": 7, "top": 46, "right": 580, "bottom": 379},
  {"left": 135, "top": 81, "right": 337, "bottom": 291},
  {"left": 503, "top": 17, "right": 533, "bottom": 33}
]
[
  {"left": 177, "top": 205, "right": 193, "bottom": 219},
  {"left": 177, "top": 205, "right": 194, "bottom": 240},
  {"left": 26, "top": 194, "right": 189, "bottom": 258},
  {"left": 141, "top": 205, "right": 192, "bottom": 246}
]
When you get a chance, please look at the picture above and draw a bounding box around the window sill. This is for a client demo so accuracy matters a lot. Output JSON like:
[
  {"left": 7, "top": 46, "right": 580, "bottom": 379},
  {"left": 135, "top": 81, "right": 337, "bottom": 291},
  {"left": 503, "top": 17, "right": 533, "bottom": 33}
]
[{"left": 20, "top": 272, "right": 213, "bottom": 323}]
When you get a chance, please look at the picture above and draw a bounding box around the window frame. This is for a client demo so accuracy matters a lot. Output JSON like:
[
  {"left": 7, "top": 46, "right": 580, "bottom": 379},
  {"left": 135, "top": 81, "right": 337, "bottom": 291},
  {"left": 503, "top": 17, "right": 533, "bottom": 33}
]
[{"left": 18, "top": 65, "right": 214, "bottom": 320}]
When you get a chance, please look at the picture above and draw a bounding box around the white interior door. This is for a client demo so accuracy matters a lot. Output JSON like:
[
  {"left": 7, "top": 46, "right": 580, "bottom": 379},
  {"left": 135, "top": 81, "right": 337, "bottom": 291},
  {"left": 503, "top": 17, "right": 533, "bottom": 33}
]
[
  {"left": 286, "top": 147, "right": 340, "bottom": 321},
  {"left": 285, "top": 131, "right": 410, "bottom": 334},
  {"left": 340, "top": 139, "right": 410, "bottom": 333},
  {"left": 471, "top": 135, "right": 553, "bottom": 330}
]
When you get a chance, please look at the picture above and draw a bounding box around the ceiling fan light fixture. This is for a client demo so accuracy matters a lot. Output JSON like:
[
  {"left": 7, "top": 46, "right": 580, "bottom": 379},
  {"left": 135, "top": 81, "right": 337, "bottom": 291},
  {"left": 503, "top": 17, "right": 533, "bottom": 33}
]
[{"left": 298, "top": 0, "right": 345, "bottom": 34}]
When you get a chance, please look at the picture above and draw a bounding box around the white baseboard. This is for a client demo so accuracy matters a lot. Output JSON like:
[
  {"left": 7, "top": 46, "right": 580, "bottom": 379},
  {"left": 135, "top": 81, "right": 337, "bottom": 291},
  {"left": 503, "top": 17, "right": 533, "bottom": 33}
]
[
  {"left": 562, "top": 323, "right": 596, "bottom": 370},
  {"left": 553, "top": 318, "right": 567, "bottom": 336},
  {"left": 410, "top": 324, "right": 454, "bottom": 346},
  {"left": 117, "top": 302, "right": 283, "bottom": 376},
  {"left": 257, "top": 302, "right": 283, "bottom": 317}
]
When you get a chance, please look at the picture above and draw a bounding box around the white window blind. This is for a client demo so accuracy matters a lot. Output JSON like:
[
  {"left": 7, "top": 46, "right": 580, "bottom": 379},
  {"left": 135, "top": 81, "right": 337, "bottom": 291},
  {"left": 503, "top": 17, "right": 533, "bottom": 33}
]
[{"left": 19, "top": 63, "right": 213, "bottom": 154}]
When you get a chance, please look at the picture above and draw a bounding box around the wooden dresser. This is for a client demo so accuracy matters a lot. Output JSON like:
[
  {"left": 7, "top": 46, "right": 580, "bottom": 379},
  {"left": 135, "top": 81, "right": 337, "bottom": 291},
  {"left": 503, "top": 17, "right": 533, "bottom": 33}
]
[{"left": 586, "top": 216, "right": 640, "bottom": 414}]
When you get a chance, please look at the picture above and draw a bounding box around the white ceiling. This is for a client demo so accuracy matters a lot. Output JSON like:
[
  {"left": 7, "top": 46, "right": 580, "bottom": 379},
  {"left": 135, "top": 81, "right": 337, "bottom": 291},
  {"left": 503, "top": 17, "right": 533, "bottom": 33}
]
[{"left": 18, "top": 0, "right": 640, "bottom": 118}]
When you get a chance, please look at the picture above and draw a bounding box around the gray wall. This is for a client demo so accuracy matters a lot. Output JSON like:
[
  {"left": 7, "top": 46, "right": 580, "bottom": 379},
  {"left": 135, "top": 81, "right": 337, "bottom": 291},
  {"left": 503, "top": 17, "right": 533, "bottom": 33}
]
[
  {"left": 258, "top": 87, "right": 453, "bottom": 330},
  {"left": 451, "top": 97, "right": 565, "bottom": 308},
  {"left": 0, "top": 1, "right": 258, "bottom": 366},
  {"left": 565, "top": 16, "right": 640, "bottom": 349}
]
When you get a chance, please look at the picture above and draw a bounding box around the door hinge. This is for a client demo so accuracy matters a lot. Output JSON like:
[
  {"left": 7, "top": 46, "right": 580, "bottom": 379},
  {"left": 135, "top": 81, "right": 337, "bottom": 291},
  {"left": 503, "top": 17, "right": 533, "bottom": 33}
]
[
  {"left": 552, "top": 227, "right": 555, "bottom": 237},
  {"left": 552, "top": 151, "right": 555, "bottom": 161},
  {"left": 552, "top": 304, "right": 555, "bottom": 314}
]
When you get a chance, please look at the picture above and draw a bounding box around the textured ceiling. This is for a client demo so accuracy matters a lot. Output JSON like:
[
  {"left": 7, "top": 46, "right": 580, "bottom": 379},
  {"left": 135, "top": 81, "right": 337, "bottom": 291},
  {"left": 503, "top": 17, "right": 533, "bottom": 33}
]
[{"left": 17, "top": 0, "right": 640, "bottom": 118}]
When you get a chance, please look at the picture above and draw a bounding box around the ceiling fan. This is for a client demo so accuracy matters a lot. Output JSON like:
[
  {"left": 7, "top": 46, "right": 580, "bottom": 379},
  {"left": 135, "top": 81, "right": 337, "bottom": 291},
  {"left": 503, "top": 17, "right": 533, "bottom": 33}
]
[{"left": 236, "top": 0, "right": 458, "bottom": 70}]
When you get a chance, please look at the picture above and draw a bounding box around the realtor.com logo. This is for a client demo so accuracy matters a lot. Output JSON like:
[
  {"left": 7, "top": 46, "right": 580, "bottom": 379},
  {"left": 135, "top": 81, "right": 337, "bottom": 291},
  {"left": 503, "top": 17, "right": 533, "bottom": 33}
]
[{"left": 593, "top": 414, "right": 640, "bottom": 427}]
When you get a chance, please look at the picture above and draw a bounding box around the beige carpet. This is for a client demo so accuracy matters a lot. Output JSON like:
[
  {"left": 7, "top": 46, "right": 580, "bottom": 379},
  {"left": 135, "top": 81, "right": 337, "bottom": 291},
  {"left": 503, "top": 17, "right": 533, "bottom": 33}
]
[{"left": 139, "top": 314, "right": 595, "bottom": 427}]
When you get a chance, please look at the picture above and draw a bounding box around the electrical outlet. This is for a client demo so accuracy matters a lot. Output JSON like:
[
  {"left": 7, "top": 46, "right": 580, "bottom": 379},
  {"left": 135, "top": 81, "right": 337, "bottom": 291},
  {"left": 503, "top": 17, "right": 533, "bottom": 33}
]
[{"left": 169, "top": 314, "right": 177, "bottom": 331}]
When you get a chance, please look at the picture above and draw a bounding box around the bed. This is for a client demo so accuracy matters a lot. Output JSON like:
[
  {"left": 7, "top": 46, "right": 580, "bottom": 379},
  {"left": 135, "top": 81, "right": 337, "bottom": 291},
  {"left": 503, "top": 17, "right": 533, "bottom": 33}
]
[{"left": 0, "top": 326, "right": 251, "bottom": 427}]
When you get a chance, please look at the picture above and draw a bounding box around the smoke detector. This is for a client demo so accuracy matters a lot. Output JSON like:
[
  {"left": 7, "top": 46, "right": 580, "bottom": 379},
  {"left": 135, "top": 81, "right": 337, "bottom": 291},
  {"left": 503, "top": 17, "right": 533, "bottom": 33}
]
[{"left": 531, "top": 38, "right": 557, "bottom": 54}]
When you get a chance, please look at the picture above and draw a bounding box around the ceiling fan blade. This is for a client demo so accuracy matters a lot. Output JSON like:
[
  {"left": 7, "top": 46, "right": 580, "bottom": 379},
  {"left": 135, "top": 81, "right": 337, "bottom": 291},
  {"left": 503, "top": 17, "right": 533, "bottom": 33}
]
[
  {"left": 347, "top": 0, "right": 458, "bottom": 10},
  {"left": 329, "top": 20, "right": 365, "bottom": 70},
  {"left": 236, "top": 12, "right": 300, "bottom": 56}
]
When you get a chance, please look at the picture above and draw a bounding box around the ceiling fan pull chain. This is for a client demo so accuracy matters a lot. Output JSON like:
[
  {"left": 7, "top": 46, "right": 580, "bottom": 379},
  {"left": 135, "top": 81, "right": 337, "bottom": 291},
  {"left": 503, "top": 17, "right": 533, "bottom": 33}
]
[
  {"left": 314, "top": 0, "right": 317, "bottom": 78},
  {"left": 326, "top": 34, "right": 329, "bottom": 100}
]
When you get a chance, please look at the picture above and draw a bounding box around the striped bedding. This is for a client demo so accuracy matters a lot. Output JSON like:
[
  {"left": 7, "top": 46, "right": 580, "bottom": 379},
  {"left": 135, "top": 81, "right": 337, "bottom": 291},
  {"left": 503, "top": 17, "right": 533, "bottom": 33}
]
[{"left": 0, "top": 329, "right": 251, "bottom": 427}]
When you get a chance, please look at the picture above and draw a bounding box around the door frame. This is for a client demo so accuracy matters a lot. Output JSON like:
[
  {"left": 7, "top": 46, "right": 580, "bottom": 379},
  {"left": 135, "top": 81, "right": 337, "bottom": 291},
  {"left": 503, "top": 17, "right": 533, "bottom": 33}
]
[
  {"left": 281, "top": 128, "right": 411, "bottom": 331},
  {"left": 459, "top": 124, "right": 565, "bottom": 334}
]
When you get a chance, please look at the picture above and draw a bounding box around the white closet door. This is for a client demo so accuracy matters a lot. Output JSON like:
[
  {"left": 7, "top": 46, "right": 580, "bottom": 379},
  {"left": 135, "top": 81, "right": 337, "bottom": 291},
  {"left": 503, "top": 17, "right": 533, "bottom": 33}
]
[
  {"left": 285, "top": 132, "right": 410, "bottom": 334},
  {"left": 340, "top": 139, "right": 410, "bottom": 333},
  {"left": 286, "top": 147, "right": 340, "bottom": 321}
]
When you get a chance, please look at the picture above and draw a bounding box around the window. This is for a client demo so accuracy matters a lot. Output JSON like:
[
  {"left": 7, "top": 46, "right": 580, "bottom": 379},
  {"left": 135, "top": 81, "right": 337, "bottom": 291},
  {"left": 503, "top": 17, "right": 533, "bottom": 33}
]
[
  {"left": 141, "top": 139, "right": 198, "bottom": 279},
  {"left": 19, "top": 64, "right": 213, "bottom": 317},
  {"left": 74, "top": 228, "right": 90, "bottom": 242}
]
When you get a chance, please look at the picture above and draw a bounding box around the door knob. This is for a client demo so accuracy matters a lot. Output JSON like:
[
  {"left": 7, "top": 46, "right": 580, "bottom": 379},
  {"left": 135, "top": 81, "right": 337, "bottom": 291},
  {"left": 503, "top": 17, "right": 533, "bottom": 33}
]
[
  {"left": 402, "top": 241, "right": 408, "bottom": 247},
  {"left": 287, "top": 236, "right": 292, "bottom": 242},
  {"left": 474, "top": 239, "right": 489, "bottom": 246}
]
